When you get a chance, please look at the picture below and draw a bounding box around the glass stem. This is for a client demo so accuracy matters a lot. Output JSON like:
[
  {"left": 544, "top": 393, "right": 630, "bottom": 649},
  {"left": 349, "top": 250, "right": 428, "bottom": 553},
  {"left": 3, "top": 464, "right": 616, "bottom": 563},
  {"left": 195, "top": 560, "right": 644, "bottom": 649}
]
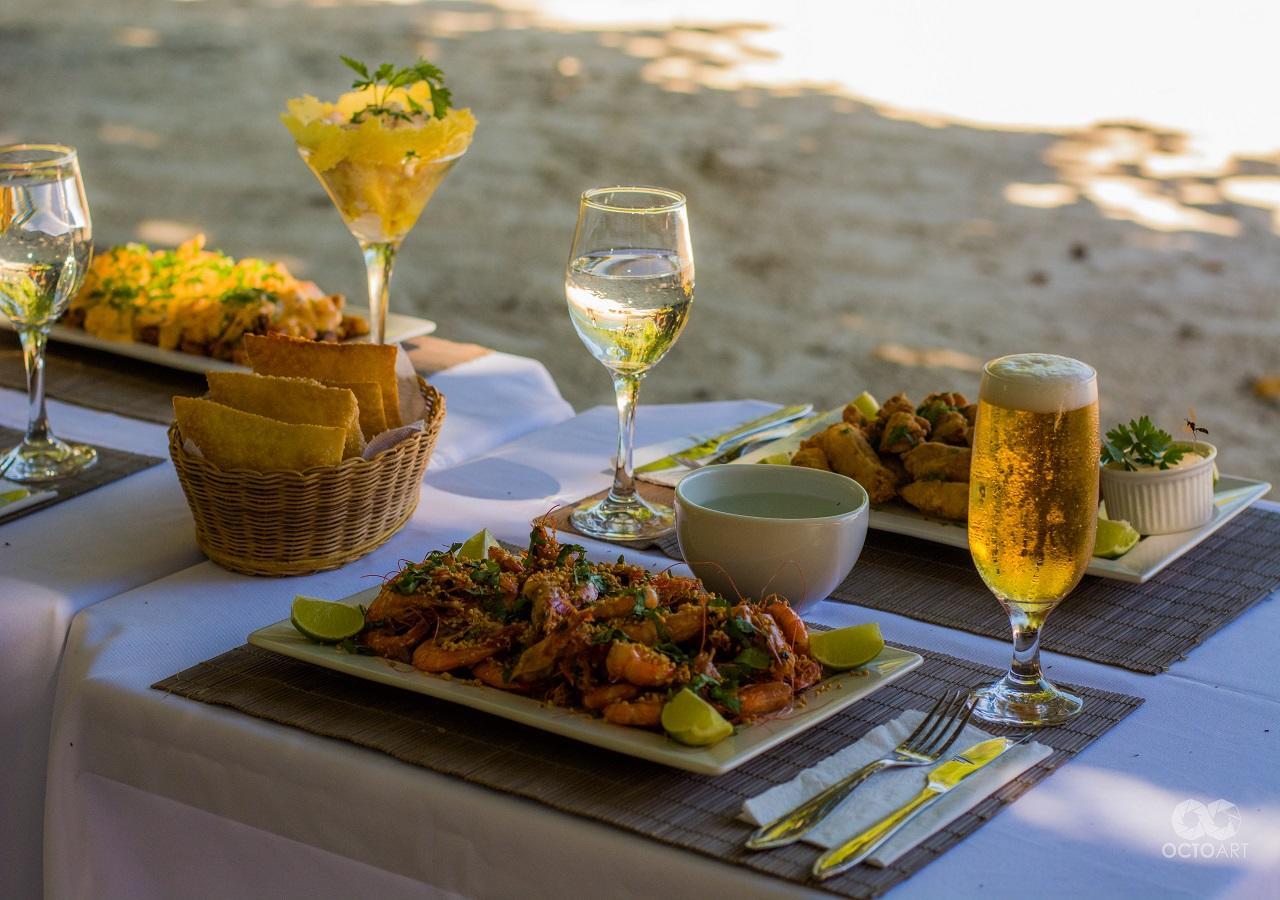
[
  {"left": 18, "top": 326, "right": 51, "bottom": 446},
  {"left": 1005, "top": 607, "right": 1047, "bottom": 688},
  {"left": 607, "top": 372, "right": 643, "bottom": 504},
  {"left": 360, "top": 241, "right": 398, "bottom": 345}
]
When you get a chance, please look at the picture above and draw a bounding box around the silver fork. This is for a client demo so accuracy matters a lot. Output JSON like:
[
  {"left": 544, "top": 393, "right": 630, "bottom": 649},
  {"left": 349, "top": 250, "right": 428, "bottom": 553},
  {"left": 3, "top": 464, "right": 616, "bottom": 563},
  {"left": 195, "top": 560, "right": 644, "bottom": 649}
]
[{"left": 744, "top": 690, "right": 977, "bottom": 850}]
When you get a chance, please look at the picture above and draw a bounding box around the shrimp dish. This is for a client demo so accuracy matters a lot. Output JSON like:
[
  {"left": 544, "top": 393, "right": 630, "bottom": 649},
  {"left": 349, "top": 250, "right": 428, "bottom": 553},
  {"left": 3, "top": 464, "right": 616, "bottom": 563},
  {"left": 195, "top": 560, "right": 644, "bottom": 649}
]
[{"left": 355, "top": 522, "right": 824, "bottom": 732}]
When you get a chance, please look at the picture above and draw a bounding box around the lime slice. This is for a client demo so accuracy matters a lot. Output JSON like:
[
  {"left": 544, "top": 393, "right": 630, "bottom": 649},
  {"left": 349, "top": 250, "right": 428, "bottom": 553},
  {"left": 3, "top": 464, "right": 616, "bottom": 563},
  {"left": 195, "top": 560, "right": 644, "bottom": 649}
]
[
  {"left": 0, "top": 488, "right": 30, "bottom": 505},
  {"left": 1094, "top": 517, "right": 1139, "bottom": 559},
  {"left": 757, "top": 452, "right": 793, "bottom": 466},
  {"left": 851, "top": 391, "right": 880, "bottom": 420},
  {"left": 809, "top": 623, "right": 884, "bottom": 670},
  {"left": 1212, "top": 461, "right": 1220, "bottom": 486},
  {"left": 290, "top": 595, "right": 364, "bottom": 643},
  {"left": 458, "top": 528, "right": 498, "bottom": 561},
  {"left": 662, "top": 688, "right": 734, "bottom": 746}
]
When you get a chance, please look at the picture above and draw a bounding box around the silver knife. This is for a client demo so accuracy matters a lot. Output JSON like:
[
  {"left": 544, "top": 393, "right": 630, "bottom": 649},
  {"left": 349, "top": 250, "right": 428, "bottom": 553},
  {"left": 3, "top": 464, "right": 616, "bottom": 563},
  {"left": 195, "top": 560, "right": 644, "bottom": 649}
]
[
  {"left": 811, "top": 733, "right": 1034, "bottom": 881},
  {"left": 633, "top": 404, "right": 813, "bottom": 474}
]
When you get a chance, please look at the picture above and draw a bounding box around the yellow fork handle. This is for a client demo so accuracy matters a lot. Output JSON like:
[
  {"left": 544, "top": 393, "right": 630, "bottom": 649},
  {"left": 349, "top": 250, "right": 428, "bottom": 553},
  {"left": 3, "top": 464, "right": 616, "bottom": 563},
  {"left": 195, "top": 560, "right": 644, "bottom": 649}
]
[{"left": 811, "top": 788, "right": 936, "bottom": 881}]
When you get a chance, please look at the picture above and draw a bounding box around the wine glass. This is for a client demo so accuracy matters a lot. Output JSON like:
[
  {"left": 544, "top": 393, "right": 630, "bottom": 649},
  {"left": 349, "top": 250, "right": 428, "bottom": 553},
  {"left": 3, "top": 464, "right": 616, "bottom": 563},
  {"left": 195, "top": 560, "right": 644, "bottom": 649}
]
[
  {"left": 0, "top": 144, "right": 96, "bottom": 481},
  {"left": 565, "top": 187, "right": 694, "bottom": 541},
  {"left": 967, "top": 353, "right": 1099, "bottom": 726}
]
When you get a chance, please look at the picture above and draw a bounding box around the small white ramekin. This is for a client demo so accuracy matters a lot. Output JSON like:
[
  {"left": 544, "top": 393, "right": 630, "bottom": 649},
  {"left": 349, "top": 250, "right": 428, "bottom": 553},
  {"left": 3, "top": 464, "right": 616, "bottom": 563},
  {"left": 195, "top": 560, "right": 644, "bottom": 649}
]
[{"left": 1099, "top": 443, "right": 1217, "bottom": 535}]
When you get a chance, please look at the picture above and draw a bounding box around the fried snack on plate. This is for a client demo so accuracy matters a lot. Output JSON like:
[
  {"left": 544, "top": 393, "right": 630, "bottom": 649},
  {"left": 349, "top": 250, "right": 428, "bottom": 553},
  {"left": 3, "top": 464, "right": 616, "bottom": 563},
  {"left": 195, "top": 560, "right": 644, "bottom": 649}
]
[
  {"left": 900, "top": 480, "right": 969, "bottom": 521},
  {"left": 931, "top": 410, "right": 972, "bottom": 446},
  {"left": 244, "top": 333, "right": 402, "bottom": 428},
  {"left": 879, "top": 410, "right": 930, "bottom": 454},
  {"left": 173, "top": 397, "right": 345, "bottom": 470},
  {"left": 812, "top": 423, "right": 898, "bottom": 504},
  {"left": 903, "top": 441, "right": 972, "bottom": 482},
  {"left": 877, "top": 392, "right": 915, "bottom": 421},
  {"left": 319, "top": 380, "right": 387, "bottom": 439},
  {"left": 791, "top": 446, "right": 830, "bottom": 470},
  {"left": 206, "top": 371, "right": 364, "bottom": 459}
]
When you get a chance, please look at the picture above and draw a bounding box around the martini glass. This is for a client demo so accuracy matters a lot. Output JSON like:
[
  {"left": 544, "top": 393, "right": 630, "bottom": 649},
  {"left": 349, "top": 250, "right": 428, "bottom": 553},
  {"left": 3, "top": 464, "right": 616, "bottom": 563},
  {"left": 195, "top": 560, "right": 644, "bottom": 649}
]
[{"left": 296, "top": 146, "right": 464, "bottom": 344}]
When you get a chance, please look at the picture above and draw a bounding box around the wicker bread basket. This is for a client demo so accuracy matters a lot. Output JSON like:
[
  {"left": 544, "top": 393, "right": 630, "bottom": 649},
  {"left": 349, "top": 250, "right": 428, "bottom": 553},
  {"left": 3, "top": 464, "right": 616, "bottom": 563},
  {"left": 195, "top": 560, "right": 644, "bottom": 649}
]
[{"left": 169, "top": 378, "right": 445, "bottom": 576}]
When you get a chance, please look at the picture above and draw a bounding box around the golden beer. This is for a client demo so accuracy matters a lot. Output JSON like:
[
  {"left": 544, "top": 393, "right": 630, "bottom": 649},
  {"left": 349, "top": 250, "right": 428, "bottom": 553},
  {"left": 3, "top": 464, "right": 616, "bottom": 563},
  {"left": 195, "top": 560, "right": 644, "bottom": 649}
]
[
  {"left": 969, "top": 400, "right": 1099, "bottom": 609},
  {"left": 967, "top": 353, "right": 1098, "bottom": 727}
]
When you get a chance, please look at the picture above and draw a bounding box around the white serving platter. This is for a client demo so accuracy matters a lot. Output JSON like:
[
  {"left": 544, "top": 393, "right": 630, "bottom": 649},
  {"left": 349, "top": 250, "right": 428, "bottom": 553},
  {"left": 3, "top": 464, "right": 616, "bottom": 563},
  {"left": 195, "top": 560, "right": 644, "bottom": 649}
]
[
  {"left": 731, "top": 410, "right": 1272, "bottom": 585},
  {"left": 1, "top": 313, "right": 436, "bottom": 374},
  {"left": 248, "top": 586, "right": 924, "bottom": 776}
]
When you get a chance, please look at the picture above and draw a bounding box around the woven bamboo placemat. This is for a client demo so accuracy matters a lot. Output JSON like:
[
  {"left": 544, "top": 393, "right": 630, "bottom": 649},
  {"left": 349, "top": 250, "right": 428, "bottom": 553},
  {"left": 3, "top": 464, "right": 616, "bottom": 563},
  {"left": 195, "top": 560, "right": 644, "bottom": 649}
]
[
  {"left": 154, "top": 642, "right": 1141, "bottom": 899},
  {"left": 0, "top": 332, "right": 488, "bottom": 425},
  {"left": 0, "top": 425, "right": 163, "bottom": 524},
  {"left": 552, "top": 485, "right": 1280, "bottom": 675}
]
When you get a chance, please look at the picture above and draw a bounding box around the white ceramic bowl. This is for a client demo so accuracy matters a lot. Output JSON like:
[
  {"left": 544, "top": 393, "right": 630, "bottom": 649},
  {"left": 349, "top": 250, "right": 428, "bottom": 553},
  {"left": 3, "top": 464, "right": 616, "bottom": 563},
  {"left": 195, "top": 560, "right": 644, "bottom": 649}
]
[
  {"left": 674, "top": 464, "right": 869, "bottom": 613},
  {"left": 1099, "top": 443, "right": 1217, "bottom": 535}
]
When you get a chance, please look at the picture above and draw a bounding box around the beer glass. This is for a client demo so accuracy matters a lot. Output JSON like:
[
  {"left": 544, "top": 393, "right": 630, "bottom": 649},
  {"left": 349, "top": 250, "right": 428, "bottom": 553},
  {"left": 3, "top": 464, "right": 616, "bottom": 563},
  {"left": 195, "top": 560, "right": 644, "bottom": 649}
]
[{"left": 967, "top": 353, "right": 1099, "bottom": 726}]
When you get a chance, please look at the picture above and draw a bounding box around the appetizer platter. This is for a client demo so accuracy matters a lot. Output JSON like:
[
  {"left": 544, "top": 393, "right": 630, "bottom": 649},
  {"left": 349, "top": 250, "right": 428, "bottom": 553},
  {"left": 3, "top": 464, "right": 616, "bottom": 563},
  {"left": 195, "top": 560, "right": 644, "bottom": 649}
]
[
  {"left": 249, "top": 525, "right": 923, "bottom": 775},
  {"left": 0, "top": 236, "right": 437, "bottom": 374},
  {"left": 732, "top": 393, "right": 1270, "bottom": 584}
]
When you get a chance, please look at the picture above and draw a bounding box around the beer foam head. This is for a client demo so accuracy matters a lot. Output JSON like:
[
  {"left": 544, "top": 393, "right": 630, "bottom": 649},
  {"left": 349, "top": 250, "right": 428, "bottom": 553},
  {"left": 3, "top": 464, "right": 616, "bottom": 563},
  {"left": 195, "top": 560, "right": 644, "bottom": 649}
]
[{"left": 981, "top": 353, "right": 1097, "bottom": 412}]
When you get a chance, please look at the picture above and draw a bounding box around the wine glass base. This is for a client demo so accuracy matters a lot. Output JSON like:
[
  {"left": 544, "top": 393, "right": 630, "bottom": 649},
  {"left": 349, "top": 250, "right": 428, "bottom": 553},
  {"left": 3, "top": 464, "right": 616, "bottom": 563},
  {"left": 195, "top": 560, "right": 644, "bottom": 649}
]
[
  {"left": 3, "top": 436, "right": 97, "bottom": 483},
  {"left": 971, "top": 676, "right": 1083, "bottom": 727},
  {"left": 570, "top": 493, "right": 673, "bottom": 542}
]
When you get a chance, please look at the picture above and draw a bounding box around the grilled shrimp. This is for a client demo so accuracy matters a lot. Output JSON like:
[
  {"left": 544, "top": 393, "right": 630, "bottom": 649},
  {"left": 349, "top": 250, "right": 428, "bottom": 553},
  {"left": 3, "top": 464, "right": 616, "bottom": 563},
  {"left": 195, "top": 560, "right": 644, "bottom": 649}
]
[
  {"left": 602, "top": 695, "right": 664, "bottom": 727},
  {"left": 581, "top": 683, "right": 641, "bottom": 710},
  {"left": 765, "top": 598, "right": 810, "bottom": 656},
  {"left": 620, "top": 605, "right": 706, "bottom": 645},
  {"left": 736, "top": 682, "right": 793, "bottom": 719},
  {"left": 606, "top": 641, "right": 676, "bottom": 687},
  {"left": 412, "top": 638, "right": 506, "bottom": 673},
  {"left": 471, "top": 658, "right": 526, "bottom": 692}
]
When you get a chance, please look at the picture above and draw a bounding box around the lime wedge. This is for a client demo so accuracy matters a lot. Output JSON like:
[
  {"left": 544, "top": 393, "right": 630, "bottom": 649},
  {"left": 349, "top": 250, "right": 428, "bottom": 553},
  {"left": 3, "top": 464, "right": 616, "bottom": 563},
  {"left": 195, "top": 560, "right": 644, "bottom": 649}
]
[
  {"left": 1212, "top": 461, "right": 1220, "bottom": 486},
  {"left": 0, "top": 488, "right": 30, "bottom": 505},
  {"left": 809, "top": 623, "right": 884, "bottom": 670},
  {"left": 458, "top": 528, "right": 498, "bottom": 561},
  {"left": 851, "top": 391, "right": 880, "bottom": 420},
  {"left": 662, "top": 688, "right": 734, "bottom": 746},
  {"left": 1094, "top": 517, "right": 1139, "bottom": 559},
  {"left": 757, "top": 452, "right": 793, "bottom": 466},
  {"left": 290, "top": 595, "right": 364, "bottom": 643}
]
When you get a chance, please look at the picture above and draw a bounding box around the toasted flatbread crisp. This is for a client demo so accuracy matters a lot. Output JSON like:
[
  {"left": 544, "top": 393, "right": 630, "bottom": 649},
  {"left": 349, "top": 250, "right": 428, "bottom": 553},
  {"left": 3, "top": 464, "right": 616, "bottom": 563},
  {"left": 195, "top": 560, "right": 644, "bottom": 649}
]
[
  {"left": 319, "top": 379, "right": 387, "bottom": 439},
  {"left": 243, "top": 333, "right": 401, "bottom": 428},
  {"left": 206, "top": 371, "right": 364, "bottom": 459},
  {"left": 173, "top": 397, "right": 346, "bottom": 471}
]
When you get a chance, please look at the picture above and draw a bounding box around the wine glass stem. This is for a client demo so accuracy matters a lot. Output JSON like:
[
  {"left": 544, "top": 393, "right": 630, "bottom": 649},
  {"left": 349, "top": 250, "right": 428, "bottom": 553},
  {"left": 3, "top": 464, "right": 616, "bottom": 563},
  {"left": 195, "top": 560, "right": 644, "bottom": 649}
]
[
  {"left": 360, "top": 241, "right": 398, "bottom": 345},
  {"left": 1006, "top": 607, "right": 1046, "bottom": 687},
  {"left": 17, "top": 326, "right": 51, "bottom": 445},
  {"left": 608, "top": 372, "right": 642, "bottom": 504}
]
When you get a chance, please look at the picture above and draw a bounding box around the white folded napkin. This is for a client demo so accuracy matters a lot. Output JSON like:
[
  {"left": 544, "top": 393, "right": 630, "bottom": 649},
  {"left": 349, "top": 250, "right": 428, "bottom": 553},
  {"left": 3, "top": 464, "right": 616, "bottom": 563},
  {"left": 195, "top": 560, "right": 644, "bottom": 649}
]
[{"left": 741, "top": 709, "right": 1052, "bottom": 866}]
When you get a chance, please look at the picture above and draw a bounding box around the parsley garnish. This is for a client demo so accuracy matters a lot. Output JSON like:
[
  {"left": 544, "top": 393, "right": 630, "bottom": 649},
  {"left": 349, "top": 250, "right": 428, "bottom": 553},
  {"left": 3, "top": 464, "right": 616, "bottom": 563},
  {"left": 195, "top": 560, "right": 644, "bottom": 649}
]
[
  {"left": 339, "top": 55, "right": 454, "bottom": 123},
  {"left": 1101, "top": 416, "right": 1189, "bottom": 471}
]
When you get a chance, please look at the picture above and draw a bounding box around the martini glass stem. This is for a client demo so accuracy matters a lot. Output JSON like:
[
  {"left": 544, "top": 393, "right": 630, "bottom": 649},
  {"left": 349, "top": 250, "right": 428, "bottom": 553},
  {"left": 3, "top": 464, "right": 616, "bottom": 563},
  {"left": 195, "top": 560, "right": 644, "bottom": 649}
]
[
  {"left": 19, "top": 326, "right": 51, "bottom": 446},
  {"left": 608, "top": 373, "right": 642, "bottom": 504},
  {"left": 360, "top": 240, "right": 398, "bottom": 344}
]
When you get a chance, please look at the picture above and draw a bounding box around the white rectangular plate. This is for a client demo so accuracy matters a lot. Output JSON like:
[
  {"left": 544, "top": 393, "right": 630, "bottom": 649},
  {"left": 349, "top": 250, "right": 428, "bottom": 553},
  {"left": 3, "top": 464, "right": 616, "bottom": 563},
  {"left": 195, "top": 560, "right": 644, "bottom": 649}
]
[
  {"left": 1, "top": 314, "right": 437, "bottom": 374},
  {"left": 733, "top": 409, "right": 1272, "bottom": 585},
  {"left": 248, "top": 587, "right": 923, "bottom": 776}
]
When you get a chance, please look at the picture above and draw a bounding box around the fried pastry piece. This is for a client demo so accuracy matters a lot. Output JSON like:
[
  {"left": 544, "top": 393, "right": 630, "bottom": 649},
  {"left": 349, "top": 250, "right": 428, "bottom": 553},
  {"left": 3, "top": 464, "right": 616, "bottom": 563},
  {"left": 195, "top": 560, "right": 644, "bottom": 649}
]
[
  {"left": 879, "top": 410, "right": 930, "bottom": 454},
  {"left": 900, "top": 480, "right": 969, "bottom": 521},
  {"left": 813, "top": 423, "right": 898, "bottom": 504},
  {"left": 931, "top": 410, "right": 972, "bottom": 447},
  {"left": 880, "top": 452, "right": 911, "bottom": 488},
  {"left": 206, "top": 371, "right": 363, "bottom": 459},
  {"left": 791, "top": 446, "right": 831, "bottom": 470},
  {"left": 840, "top": 403, "right": 878, "bottom": 441},
  {"left": 172, "top": 397, "right": 345, "bottom": 471},
  {"left": 962, "top": 403, "right": 978, "bottom": 425},
  {"left": 877, "top": 393, "right": 915, "bottom": 422},
  {"left": 903, "top": 441, "right": 972, "bottom": 482}
]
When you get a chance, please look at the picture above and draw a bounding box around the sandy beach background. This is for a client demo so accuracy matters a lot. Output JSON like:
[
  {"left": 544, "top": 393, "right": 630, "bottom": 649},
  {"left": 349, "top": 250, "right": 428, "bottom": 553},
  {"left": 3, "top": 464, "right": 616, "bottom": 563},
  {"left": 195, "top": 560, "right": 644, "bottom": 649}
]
[{"left": 3, "top": 0, "right": 1278, "bottom": 483}]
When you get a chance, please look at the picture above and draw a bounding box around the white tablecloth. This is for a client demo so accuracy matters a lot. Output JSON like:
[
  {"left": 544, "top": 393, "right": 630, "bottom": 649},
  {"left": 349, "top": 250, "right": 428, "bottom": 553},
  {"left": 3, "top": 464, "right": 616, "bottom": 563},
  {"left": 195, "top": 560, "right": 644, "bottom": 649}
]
[
  {"left": 0, "top": 350, "right": 571, "bottom": 900},
  {"left": 38, "top": 401, "right": 1280, "bottom": 899}
]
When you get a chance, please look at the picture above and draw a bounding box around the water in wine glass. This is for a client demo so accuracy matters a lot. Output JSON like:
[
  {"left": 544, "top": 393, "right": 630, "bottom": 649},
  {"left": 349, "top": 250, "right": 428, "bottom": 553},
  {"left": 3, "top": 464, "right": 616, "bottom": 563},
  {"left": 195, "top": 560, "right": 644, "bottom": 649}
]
[
  {"left": 0, "top": 172, "right": 91, "bottom": 327},
  {"left": 565, "top": 249, "right": 693, "bottom": 376}
]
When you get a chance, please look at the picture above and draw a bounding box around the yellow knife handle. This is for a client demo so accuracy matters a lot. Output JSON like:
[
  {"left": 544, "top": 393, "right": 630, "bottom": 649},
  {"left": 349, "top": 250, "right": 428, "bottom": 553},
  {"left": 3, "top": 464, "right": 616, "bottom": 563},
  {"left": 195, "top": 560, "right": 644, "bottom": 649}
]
[{"left": 811, "top": 788, "right": 935, "bottom": 881}]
